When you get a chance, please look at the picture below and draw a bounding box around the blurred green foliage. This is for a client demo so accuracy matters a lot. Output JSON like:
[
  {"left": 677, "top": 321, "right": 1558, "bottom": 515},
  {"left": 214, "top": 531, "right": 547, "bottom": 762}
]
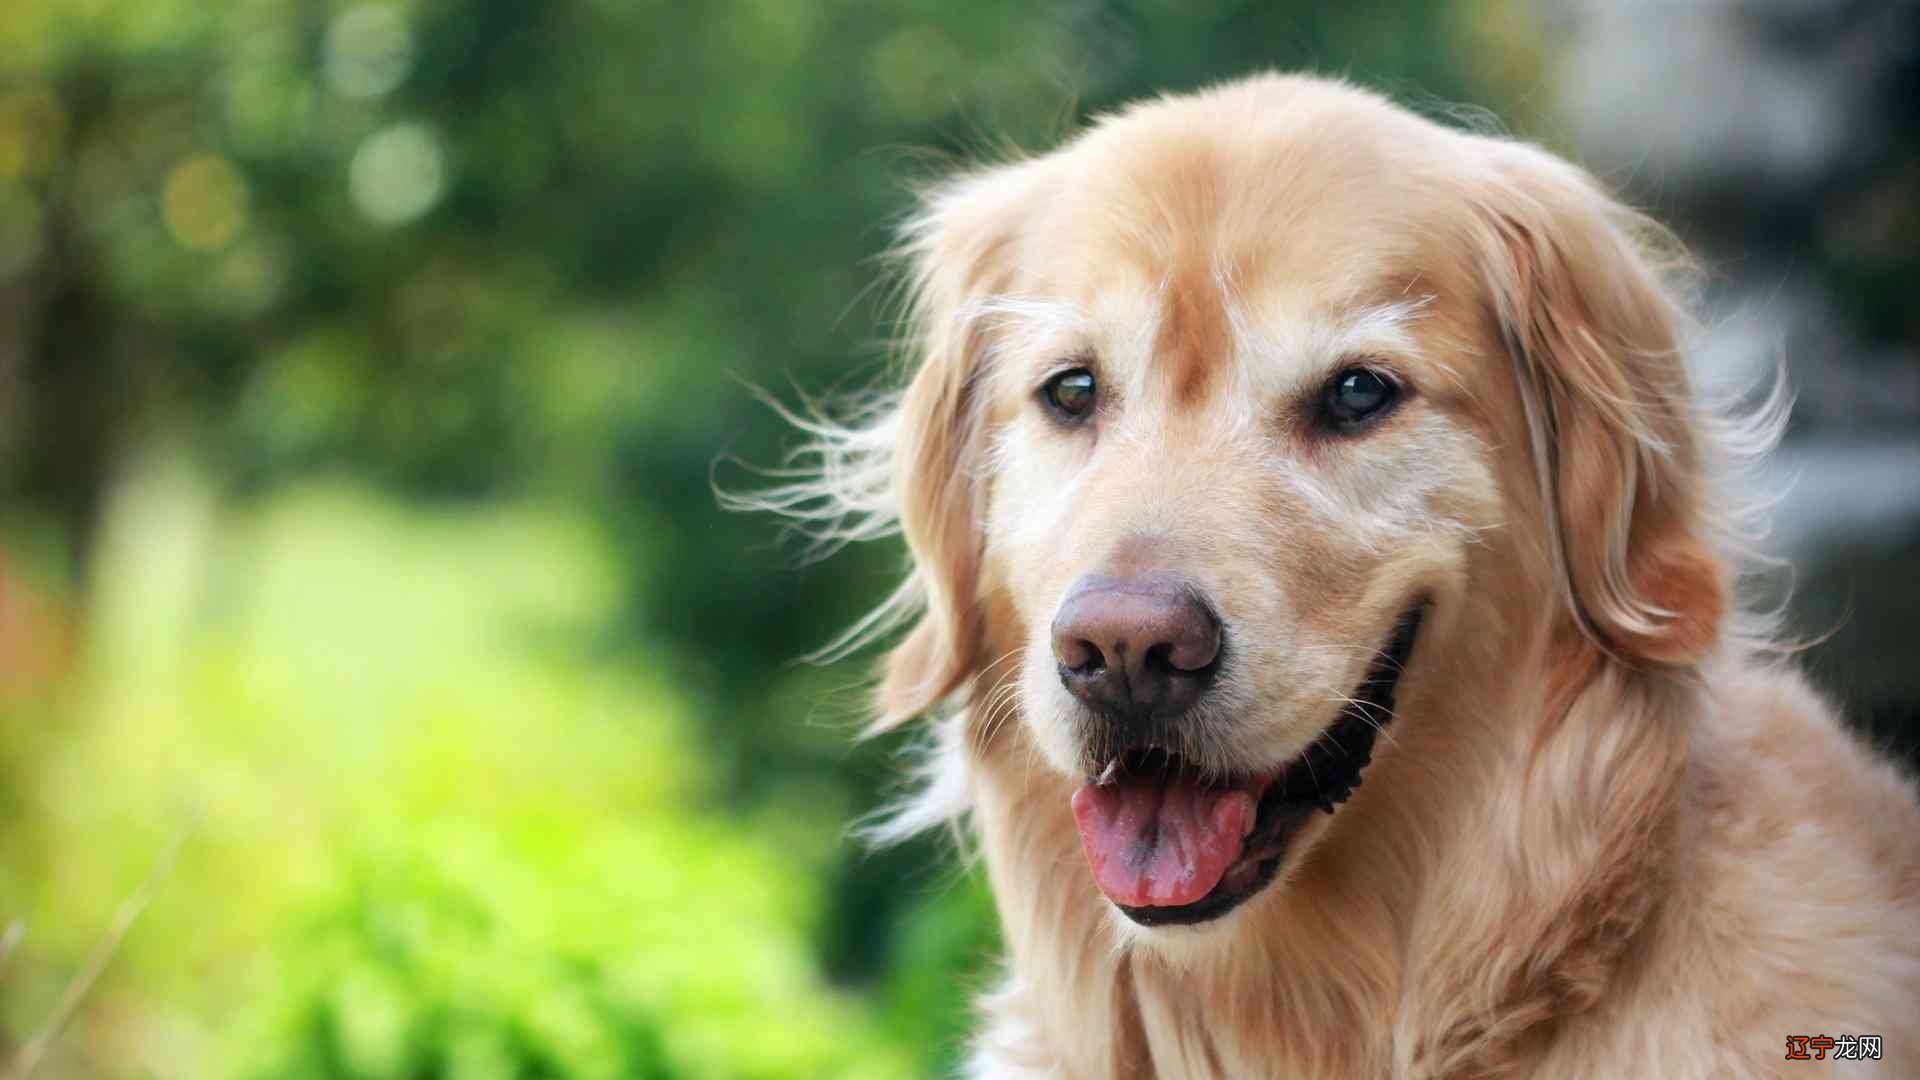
[{"left": 2, "top": 474, "right": 964, "bottom": 1075}]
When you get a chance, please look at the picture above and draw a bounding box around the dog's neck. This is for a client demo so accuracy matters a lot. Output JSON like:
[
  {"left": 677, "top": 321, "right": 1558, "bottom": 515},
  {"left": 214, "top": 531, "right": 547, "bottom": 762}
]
[{"left": 962, "top": 620, "right": 1693, "bottom": 1078}]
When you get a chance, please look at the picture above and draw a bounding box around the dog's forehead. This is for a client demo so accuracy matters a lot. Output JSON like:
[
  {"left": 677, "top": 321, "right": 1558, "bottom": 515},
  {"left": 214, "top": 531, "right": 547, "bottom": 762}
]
[
  {"left": 1005, "top": 120, "right": 1449, "bottom": 400},
  {"left": 1017, "top": 238, "right": 1433, "bottom": 408}
]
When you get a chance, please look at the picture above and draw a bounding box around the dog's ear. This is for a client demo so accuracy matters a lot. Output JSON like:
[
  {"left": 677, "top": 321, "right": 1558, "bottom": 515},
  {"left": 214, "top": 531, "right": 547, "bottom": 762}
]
[
  {"left": 872, "top": 165, "right": 1036, "bottom": 729},
  {"left": 1470, "top": 143, "right": 1725, "bottom": 667}
]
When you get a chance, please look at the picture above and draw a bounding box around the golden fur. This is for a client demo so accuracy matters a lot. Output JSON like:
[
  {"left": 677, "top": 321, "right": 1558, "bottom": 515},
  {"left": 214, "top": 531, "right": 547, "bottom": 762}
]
[{"left": 743, "top": 74, "right": 1920, "bottom": 1077}]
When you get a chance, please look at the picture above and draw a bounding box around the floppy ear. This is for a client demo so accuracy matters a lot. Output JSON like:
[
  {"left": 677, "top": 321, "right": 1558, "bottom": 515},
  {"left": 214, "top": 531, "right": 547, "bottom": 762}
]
[
  {"left": 872, "top": 164, "right": 1036, "bottom": 729},
  {"left": 1470, "top": 143, "right": 1725, "bottom": 667}
]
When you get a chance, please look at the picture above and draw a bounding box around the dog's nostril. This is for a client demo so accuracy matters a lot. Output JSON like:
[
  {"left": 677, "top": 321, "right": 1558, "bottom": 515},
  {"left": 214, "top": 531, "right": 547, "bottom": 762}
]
[
  {"left": 1072, "top": 641, "right": 1107, "bottom": 675},
  {"left": 1055, "top": 634, "right": 1105, "bottom": 673},
  {"left": 1143, "top": 642, "right": 1174, "bottom": 675}
]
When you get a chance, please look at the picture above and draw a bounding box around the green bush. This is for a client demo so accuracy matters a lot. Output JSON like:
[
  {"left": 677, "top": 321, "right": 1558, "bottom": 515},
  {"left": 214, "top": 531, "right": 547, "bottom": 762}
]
[{"left": 2, "top": 479, "right": 923, "bottom": 1077}]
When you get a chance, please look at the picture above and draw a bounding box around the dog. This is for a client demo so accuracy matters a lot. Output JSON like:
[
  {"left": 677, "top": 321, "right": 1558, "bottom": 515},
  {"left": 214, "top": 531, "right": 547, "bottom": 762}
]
[{"left": 742, "top": 74, "right": 1920, "bottom": 1077}]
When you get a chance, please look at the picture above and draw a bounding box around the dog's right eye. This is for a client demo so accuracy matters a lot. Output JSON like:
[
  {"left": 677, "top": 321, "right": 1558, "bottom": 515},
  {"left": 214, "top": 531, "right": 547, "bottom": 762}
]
[
  {"left": 1320, "top": 366, "right": 1400, "bottom": 431},
  {"left": 1041, "top": 368, "right": 1097, "bottom": 421}
]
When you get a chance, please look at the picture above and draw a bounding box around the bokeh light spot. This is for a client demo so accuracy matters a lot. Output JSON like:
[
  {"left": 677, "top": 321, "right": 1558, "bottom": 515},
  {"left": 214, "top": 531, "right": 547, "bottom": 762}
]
[
  {"left": 161, "top": 153, "right": 250, "bottom": 252},
  {"left": 207, "top": 235, "right": 291, "bottom": 318},
  {"left": 350, "top": 123, "right": 446, "bottom": 226},
  {"left": 325, "top": 5, "right": 415, "bottom": 100}
]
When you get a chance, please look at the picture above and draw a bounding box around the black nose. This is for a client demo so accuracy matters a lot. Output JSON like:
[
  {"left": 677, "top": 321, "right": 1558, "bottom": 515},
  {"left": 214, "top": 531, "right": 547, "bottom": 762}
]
[{"left": 1051, "top": 573, "right": 1222, "bottom": 723}]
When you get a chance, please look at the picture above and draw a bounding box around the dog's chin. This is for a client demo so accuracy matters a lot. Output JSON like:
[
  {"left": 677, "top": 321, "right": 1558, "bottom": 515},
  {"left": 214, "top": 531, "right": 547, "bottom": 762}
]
[{"left": 1070, "top": 600, "right": 1428, "bottom": 930}]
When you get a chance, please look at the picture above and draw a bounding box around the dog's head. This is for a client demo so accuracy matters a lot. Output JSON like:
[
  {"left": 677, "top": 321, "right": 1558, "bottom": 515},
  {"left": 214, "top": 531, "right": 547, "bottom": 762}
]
[{"left": 767, "top": 76, "right": 1735, "bottom": 932}]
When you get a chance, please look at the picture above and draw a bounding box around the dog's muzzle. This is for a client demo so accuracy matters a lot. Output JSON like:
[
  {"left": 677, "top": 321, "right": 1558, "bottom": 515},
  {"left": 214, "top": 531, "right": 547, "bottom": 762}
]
[{"left": 1068, "top": 598, "right": 1429, "bottom": 926}]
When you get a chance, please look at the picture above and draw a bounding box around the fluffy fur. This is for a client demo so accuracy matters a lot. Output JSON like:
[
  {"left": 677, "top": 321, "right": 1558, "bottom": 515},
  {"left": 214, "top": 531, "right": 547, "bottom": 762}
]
[{"left": 740, "top": 74, "right": 1920, "bottom": 1077}]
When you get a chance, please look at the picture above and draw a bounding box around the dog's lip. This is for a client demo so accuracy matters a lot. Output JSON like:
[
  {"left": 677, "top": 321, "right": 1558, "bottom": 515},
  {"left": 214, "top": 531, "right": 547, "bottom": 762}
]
[{"left": 1106, "top": 598, "right": 1429, "bottom": 927}]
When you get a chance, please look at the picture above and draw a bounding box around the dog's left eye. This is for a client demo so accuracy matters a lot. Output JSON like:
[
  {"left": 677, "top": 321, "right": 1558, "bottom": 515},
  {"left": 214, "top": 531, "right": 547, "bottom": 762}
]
[
  {"left": 1041, "top": 368, "right": 1097, "bottom": 421},
  {"left": 1322, "top": 368, "right": 1398, "bottom": 429}
]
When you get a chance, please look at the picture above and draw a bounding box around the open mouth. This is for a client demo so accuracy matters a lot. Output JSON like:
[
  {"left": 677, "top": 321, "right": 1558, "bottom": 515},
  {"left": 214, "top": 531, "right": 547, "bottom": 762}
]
[{"left": 1070, "top": 600, "right": 1427, "bottom": 927}]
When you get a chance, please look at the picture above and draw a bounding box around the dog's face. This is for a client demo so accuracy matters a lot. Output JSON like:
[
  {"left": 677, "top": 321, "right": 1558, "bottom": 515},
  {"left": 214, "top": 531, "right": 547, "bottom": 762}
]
[
  {"left": 976, "top": 114, "right": 1504, "bottom": 926},
  {"left": 858, "top": 77, "right": 1723, "bottom": 932}
]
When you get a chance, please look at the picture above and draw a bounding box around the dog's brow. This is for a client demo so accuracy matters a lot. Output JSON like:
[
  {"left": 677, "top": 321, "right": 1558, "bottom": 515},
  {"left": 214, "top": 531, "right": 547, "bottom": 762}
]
[
  {"left": 1231, "top": 296, "right": 1435, "bottom": 388},
  {"left": 1277, "top": 298, "right": 1433, "bottom": 365},
  {"left": 1338, "top": 297, "right": 1434, "bottom": 357},
  {"left": 961, "top": 295, "right": 1092, "bottom": 344}
]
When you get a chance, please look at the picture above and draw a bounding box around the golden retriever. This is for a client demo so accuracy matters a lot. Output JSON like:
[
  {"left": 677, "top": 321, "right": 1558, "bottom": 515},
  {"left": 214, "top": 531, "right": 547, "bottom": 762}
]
[{"left": 743, "top": 74, "right": 1920, "bottom": 1077}]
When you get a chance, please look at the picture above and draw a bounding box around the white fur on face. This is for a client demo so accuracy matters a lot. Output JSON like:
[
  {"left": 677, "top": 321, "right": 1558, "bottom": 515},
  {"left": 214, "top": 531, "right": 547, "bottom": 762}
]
[{"left": 981, "top": 282, "right": 1503, "bottom": 780}]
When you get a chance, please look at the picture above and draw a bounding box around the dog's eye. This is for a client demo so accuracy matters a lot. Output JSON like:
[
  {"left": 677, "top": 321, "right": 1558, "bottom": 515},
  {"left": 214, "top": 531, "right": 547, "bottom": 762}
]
[
  {"left": 1042, "top": 368, "right": 1097, "bottom": 421},
  {"left": 1322, "top": 368, "right": 1398, "bottom": 429}
]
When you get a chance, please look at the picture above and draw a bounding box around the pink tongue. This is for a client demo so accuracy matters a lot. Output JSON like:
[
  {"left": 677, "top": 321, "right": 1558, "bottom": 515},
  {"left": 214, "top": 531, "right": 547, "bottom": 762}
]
[{"left": 1071, "top": 773, "right": 1258, "bottom": 908}]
